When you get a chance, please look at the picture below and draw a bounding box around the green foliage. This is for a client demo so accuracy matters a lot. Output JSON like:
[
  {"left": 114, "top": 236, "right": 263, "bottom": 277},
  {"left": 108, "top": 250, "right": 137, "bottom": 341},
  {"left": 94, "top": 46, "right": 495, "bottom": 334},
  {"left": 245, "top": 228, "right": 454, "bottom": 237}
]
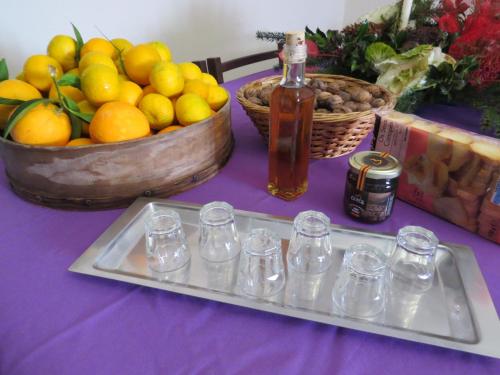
[
  {"left": 71, "top": 23, "right": 84, "bottom": 63},
  {"left": 255, "top": 31, "right": 284, "bottom": 43},
  {"left": 0, "top": 58, "right": 8, "bottom": 82},
  {"left": 365, "top": 42, "right": 396, "bottom": 65},
  {"left": 58, "top": 73, "right": 81, "bottom": 88}
]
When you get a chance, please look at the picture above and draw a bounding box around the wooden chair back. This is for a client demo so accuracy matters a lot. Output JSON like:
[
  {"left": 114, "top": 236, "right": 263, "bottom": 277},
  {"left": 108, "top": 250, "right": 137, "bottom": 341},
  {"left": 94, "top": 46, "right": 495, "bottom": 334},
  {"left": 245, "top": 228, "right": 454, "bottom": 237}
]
[{"left": 206, "top": 46, "right": 282, "bottom": 83}]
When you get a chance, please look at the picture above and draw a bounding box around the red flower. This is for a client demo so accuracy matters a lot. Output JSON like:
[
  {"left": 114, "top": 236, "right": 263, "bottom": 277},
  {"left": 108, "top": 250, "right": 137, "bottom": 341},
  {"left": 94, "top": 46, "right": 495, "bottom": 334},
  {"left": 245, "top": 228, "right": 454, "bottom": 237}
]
[
  {"left": 448, "top": 0, "right": 500, "bottom": 87},
  {"left": 306, "top": 40, "right": 319, "bottom": 58},
  {"left": 439, "top": 14, "right": 461, "bottom": 33}
]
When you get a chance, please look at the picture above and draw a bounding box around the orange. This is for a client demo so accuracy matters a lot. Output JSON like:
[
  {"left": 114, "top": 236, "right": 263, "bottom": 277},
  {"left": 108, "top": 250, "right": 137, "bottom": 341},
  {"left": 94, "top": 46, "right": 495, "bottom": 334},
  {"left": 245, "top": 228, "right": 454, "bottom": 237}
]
[
  {"left": 23, "top": 55, "right": 63, "bottom": 92},
  {"left": 138, "top": 93, "right": 174, "bottom": 130},
  {"left": 142, "top": 84, "right": 157, "bottom": 96},
  {"left": 117, "top": 80, "right": 143, "bottom": 106},
  {"left": 183, "top": 79, "right": 209, "bottom": 100},
  {"left": 11, "top": 103, "right": 71, "bottom": 146},
  {"left": 80, "top": 38, "right": 115, "bottom": 58},
  {"left": 49, "top": 84, "right": 85, "bottom": 103},
  {"left": 81, "top": 64, "right": 120, "bottom": 106},
  {"left": 158, "top": 125, "right": 183, "bottom": 134},
  {"left": 175, "top": 93, "right": 212, "bottom": 126},
  {"left": 78, "top": 51, "right": 118, "bottom": 74},
  {"left": 124, "top": 44, "right": 161, "bottom": 85},
  {"left": 89, "top": 101, "right": 150, "bottom": 143},
  {"left": 67, "top": 138, "right": 94, "bottom": 146},
  {"left": 47, "top": 35, "right": 77, "bottom": 71},
  {"left": 0, "top": 80, "right": 42, "bottom": 128}
]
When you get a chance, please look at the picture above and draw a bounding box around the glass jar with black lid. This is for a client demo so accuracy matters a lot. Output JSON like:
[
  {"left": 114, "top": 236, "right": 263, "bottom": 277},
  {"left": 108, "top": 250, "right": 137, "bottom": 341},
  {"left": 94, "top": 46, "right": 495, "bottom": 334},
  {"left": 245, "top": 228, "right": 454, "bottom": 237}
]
[{"left": 344, "top": 151, "right": 402, "bottom": 223}]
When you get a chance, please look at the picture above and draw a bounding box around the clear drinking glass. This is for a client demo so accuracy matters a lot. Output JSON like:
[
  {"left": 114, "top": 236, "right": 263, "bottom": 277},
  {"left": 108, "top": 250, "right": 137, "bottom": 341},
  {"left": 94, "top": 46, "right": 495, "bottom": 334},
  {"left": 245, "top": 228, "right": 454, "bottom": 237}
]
[
  {"left": 239, "top": 228, "right": 285, "bottom": 297},
  {"left": 287, "top": 210, "right": 333, "bottom": 273},
  {"left": 332, "top": 244, "right": 387, "bottom": 318},
  {"left": 145, "top": 209, "right": 190, "bottom": 272},
  {"left": 387, "top": 226, "right": 439, "bottom": 293},
  {"left": 199, "top": 201, "right": 240, "bottom": 262}
]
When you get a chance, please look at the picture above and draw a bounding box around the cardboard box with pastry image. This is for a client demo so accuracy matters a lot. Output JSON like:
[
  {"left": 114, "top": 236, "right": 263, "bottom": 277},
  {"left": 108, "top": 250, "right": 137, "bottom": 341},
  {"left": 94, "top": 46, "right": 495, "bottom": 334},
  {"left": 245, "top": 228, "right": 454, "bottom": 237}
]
[{"left": 372, "top": 111, "right": 500, "bottom": 244}]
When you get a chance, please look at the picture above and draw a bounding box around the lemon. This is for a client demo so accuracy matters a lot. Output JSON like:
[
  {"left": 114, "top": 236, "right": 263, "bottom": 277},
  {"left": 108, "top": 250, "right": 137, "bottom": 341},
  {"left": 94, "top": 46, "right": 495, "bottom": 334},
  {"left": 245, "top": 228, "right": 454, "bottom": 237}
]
[
  {"left": 118, "top": 80, "right": 143, "bottom": 106},
  {"left": 138, "top": 93, "right": 174, "bottom": 130},
  {"left": 67, "top": 138, "right": 94, "bottom": 146},
  {"left": 111, "top": 38, "right": 133, "bottom": 60},
  {"left": 78, "top": 100, "right": 97, "bottom": 115},
  {"left": 206, "top": 86, "right": 229, "bottom": 111},
  {"left": 175, "top": 93, "right": 212, "bottom": 126},
  {"left": 66, "top": 67, "right": 80, "bottom": 76},
  {"left": 23, "top": 55, "right": 63, "bottom": 92},
  {"left": 178, "top": 62, "right": 202, "bottom": 81},
  {"left": 0, "top": 80, "right": 42, "bottom": 128},
  {"left": 80, "top": 37, "right": 115, "bottom": 58},
  {"left": 124, "top": 44, "right": 161, "bottom": 85},
  {"left": 183, "top": 79, "right": 209, "bottom": 99},
  {"left": 158, "top": 125, "right": 183, "bottom": 134},
  {"left": 48, "top": 84, "right": 85, "bottom": 103},
  {"left": 11, "top": 102, "right": 71, "bottom": 146},
  {"left": 149, "top": 41, "right": 172, "bottom": 62},
  {"left": 47, "top": 35, "right": 77, "bottom": 71},
  {"left": 200, "top": 73, "right": 218, "bottom": 86},
  {"left": 79, "top": 51, "right": 118, "bottom": 74},
  {"left": 77, "top": 100, "right": 97, "bottom": 135},
  {"left": 89, "top": 101, "right": 150, "bottom": 143},
  {"left": 81, "top": 64, "right": 120, "bottom": 106},
  {"left": 150, "top": 61, "right": 184, "bottom": 97}
]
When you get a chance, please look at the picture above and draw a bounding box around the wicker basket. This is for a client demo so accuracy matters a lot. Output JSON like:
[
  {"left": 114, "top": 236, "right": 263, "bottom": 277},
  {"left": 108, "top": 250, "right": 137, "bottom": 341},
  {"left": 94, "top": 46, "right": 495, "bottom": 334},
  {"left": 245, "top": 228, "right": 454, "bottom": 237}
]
[{"left": 237, "top": 74, "right": 395, "bottom": 159}]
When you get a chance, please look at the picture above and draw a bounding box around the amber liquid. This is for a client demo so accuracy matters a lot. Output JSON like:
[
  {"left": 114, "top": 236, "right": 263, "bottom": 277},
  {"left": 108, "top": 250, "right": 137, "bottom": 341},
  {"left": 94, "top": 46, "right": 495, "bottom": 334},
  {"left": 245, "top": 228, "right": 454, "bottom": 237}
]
[{"left": 268, "top": 85, "right": 315, "bottom": 200}]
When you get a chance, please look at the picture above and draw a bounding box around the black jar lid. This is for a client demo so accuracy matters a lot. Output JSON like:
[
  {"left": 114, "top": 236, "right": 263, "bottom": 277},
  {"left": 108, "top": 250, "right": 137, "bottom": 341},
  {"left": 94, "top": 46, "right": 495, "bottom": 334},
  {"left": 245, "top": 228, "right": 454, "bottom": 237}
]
[{"left": 349, "top": 151, "right": 402, "bottom": 180}]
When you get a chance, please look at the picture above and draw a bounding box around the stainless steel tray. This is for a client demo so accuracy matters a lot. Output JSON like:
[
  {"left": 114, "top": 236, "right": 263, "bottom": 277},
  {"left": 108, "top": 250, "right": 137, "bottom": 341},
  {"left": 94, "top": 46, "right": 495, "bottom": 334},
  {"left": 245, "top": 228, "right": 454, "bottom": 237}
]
[{"left": 69, "top": 198, "right": 500, "bottom": 358}]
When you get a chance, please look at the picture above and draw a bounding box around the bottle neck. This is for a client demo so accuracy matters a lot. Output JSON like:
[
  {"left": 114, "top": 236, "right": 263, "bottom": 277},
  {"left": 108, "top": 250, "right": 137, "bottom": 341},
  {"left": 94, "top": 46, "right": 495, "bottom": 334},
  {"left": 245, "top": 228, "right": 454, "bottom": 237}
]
[{"left": 280, "top": 61, "right": 306, "bottom": 88}]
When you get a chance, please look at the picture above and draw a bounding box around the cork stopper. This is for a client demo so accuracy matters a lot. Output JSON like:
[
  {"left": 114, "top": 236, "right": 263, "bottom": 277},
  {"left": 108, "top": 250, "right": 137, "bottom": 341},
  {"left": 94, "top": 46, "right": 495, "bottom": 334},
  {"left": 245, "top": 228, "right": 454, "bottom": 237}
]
[{"left": 283, "top": 31, "right": 307, "bottom": 63}]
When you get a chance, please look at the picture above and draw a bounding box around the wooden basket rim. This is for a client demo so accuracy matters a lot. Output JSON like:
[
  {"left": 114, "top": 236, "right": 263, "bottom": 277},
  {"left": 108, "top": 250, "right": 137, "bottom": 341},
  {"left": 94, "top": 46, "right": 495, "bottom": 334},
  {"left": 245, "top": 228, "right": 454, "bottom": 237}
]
[{"left": 236, "top": 73, "right": 395, "bottom": 123}]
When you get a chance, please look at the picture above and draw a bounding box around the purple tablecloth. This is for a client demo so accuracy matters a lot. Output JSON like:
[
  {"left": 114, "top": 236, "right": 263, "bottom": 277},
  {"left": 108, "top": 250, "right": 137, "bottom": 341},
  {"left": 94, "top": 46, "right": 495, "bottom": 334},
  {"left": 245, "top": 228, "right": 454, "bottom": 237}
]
[{"left": 1, "top": 71, "right": 499, "bottom": 374}]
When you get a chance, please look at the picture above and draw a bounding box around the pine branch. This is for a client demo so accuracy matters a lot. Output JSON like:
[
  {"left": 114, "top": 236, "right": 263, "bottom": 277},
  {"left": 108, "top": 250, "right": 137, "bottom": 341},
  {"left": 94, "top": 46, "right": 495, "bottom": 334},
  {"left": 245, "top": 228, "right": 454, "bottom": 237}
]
[{"left": 256, "top": 31, "right": 285, "bottom": 43}]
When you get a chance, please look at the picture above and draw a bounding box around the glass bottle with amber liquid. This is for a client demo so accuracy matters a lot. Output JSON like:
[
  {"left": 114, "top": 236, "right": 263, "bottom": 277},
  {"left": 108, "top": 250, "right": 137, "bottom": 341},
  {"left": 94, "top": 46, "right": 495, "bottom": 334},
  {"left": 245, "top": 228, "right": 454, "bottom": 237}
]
[{"left": 268, "top": 31, "right": 315, "bottom": 200}]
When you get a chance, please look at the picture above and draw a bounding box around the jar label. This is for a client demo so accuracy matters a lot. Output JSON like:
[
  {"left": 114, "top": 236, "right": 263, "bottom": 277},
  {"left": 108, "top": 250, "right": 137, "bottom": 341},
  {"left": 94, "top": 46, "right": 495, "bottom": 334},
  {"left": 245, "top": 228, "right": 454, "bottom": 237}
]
[{"left": 344, "top": 171, "right": 397, "bottom": 223}]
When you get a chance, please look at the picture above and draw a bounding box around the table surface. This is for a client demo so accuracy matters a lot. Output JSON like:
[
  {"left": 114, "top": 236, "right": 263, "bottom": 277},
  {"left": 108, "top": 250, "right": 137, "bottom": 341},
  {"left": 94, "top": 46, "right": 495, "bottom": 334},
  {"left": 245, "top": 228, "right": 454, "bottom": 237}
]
[{"left": 1, "top": 70, "right": 499, "bottom": 375}]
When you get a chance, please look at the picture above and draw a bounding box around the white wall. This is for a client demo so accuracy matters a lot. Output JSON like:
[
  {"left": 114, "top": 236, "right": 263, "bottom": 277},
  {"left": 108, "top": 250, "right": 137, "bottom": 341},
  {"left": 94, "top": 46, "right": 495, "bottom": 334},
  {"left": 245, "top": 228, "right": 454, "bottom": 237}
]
[
  {"left": 0, "top": 0, "right": 346, "bottom": 82},
  {"left": 343, "top": 0, "right": 396, "bottom": 26}
]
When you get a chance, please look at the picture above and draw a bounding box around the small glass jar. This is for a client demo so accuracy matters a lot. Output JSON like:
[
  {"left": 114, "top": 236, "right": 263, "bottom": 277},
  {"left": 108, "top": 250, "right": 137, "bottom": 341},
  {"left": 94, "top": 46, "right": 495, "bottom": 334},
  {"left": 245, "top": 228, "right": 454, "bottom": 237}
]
[{"left": 344, "top": 151, "right": 402, "bottom": 223}]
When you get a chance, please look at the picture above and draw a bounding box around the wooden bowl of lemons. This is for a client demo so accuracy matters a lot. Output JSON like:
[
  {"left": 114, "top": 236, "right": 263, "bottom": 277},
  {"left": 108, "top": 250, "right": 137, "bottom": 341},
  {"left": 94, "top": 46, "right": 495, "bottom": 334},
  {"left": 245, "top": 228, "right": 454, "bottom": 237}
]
[{"left": 0, "top": 34, "right": 232, "bottom": 209}]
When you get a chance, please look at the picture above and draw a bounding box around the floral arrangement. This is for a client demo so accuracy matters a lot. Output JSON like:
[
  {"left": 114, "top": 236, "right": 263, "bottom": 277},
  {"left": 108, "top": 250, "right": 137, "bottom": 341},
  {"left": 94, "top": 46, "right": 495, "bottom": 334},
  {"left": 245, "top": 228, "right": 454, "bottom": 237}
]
[{"left": 257, "top": 0, "right": 499, "bottom": 136}]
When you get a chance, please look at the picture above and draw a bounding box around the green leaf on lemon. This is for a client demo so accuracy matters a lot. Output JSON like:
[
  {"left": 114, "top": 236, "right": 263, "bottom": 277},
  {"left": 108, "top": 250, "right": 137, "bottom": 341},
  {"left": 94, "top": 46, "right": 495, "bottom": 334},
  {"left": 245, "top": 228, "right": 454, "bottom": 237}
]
[
  {"left": 69, "top": 112, "right": 82, "bottom": 139},
  {"left": 58, "top": 73, "right": 81, "bottom": 88},
  {"left": 3, "top": 98, "right": 52, "bottom": 139},
  {"left": 0, "top": 97, "right": 26, "bottom": 105},
  {"left": 71, "top": 23, "right": 84, "bottom": 63},
  {"left": 0, "top": 59, "right": 8, "bottom": 82}
]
